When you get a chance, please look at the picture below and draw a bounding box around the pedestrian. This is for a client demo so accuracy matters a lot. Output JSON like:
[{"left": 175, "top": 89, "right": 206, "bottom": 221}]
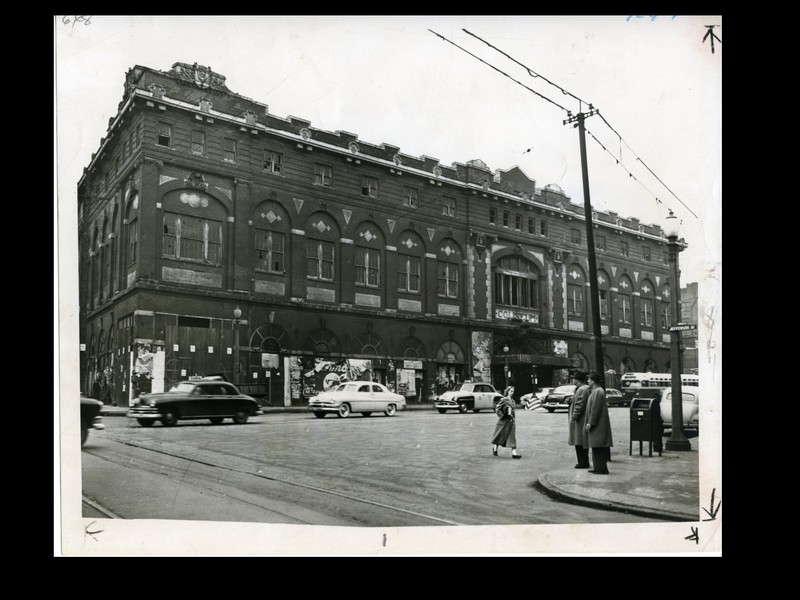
[
  {"left": 585, "top": 371, "right": 613, "bottom": 475},
  {"left": 91, "top": 375, "right": 102, "bottom": 401},
  {"left": 491, "top": 394, "right": 521, "bottom": 459},
  {"left": 503, "top": 384, "right": 515, "bottom": 403},
  {"left": 568, "top": 370, "right": 591, "bottom": 469}
]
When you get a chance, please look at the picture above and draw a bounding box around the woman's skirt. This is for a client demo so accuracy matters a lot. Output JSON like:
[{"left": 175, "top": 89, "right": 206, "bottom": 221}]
[{"left": 491, "top": 418, "right": 517, "bottom": 447}]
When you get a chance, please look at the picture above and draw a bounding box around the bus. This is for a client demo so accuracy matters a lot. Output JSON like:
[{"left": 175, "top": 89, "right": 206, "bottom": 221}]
[{"left": 619, "top": 372, "right": 699, "bottom": 406}]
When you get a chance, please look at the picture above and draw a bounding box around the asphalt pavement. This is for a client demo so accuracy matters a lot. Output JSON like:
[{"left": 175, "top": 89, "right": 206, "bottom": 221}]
[{"left": 97, "top": 402, "right": 699, "bottom": 522}]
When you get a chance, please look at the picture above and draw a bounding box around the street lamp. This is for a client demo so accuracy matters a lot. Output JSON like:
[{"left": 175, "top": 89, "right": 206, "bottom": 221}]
[
  {"left": 664, "top": 211, "right": 691, "bottom": 451},
  {"left": 233, "top": 306, "right": 242, "bottom": 385},
  {"left": 503, "top": 344, "right": 510, "bottom": 388}
]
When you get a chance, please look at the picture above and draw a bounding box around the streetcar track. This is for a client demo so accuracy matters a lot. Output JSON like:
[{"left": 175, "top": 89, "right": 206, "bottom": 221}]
[{"left": 89, "top": 438, "right": 462, "bottom": 526}]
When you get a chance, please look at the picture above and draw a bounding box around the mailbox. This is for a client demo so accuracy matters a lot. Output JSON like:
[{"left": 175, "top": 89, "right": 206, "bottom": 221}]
[{"left": 629, "top": 397, "right": 663, "bottom": 456}]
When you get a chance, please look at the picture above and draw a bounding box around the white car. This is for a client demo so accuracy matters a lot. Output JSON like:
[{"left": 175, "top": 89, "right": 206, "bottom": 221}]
[
  {"left": 434, "top": 382, "right": 504, "bottom": 414},
  {"left": 660, "top": 387, "right": 699, "bottom": 431},
  {"left": 308, "top": 381, "right": 406, "bottom": 418},
  {"left": 520, "top": 387, "right": 553, "bottom": 410}
]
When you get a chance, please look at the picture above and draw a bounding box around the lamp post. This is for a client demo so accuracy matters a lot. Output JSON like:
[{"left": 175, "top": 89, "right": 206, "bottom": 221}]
[
  {"left": 503, "top": 344, "right": 510, "bottom": 389},
  {"left": 233, "top": 306, "right": 242, "bottom": 386},
  {"left": 663, "top": 211, "right": 691, "bottom": 451}
]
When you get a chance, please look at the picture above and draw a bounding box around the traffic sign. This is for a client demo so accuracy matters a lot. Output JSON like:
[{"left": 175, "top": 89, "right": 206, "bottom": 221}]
[{"left": 669, "top": 324, "right": 697, "bottom": 332}]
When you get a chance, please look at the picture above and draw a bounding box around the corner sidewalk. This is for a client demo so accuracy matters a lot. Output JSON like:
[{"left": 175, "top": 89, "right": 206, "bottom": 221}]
[{"left": 100, "top": 403, "right": 699, "bottom": 522}]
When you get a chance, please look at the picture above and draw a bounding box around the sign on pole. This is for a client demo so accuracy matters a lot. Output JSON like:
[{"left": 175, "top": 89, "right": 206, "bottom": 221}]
[{"left": 669, "top": 323, "right": 697, "bottom": 332}]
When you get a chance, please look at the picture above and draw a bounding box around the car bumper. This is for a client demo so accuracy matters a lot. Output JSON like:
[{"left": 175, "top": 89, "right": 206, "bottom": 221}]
[
  {"left": 126, "top": 407, "right": 160, "bottom": 419},
  {"left": 434, "top": 401, "right": 459, "bottom": 409}
]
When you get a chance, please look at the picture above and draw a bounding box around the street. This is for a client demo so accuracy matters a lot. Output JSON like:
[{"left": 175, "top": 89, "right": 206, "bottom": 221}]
[{"left": 81, "top": 406, "right": 662, "bottom": 526}]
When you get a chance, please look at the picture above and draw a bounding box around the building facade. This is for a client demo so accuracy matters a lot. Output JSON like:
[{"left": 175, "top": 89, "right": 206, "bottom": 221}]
[{"left": 77, "top": 62, "right": 680, "bottom": 407}]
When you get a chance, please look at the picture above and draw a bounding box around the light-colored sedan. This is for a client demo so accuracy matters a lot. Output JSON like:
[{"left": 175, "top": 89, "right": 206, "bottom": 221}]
[
  {"left": 660, "top": 387, "right": 700, "bottom": 431},
  {"left": 308, "top": 381, "right": 407, "bottom": 418}
]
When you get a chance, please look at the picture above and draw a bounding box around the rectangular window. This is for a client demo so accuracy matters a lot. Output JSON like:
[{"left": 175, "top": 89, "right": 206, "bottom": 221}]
[
  {"left": 157, "top": 122, "right": 171, "bottom": 147},
  {"left": 528, "top": 217, "right": 535, "bottom": 234},
  {"left": 123, "top": 139, "right": 131, "bottom": 161},
  {"left": 567, "top": 283, "right": 583, "bottom": 316},
  {"left": 191, "top": 131, "right": 206, "bottom": 155},
  {"left": 136, "top": 123, "right": 143, "bottom": 147},
  {"left": 596, "top": 235, "right": 606, "bottom": 251},
  {"left": 403, "top": 186, "right": 418, "bottom": 208},
  {"left": 127, "top": 218, "right": 138, "bottom": 266},
  {"left": 643, "top": 246, "right": 651, "bottom": 261},
  {"left": 494, "top": 273, "right": 538, "bottom": 308},
  {"left": 263, "top": 150, "right": 283, "bottom": 173},
  {"left": 223, "top": 138, "right": 237, "bottom": 162},
  {"left": 489, "top": 208, "right": 497, "bottom": 225},
  {"left": 362, "top": 176, "right": 379, "bottom": 198},
  {"left": 442, "top": 197, "right": 456, "bottom": 217},
  {"left": 398, "top": 255, "right": 421, "bottom": 293},
  {"left": 355, "top": 247, "right": 380, "bottom": 287},
  {"left": 641, "top": 299, "right": 653, "bottom": 326},
  {"left": 515, "top": 214, "right": 522, "bottom": 231},
  {"left": 115, "top": 155, "right": 122, "bottom": 177},
  {"left": 254, "top": 230, "right": 285, "bottom": 273},
  {"left": 503, "top": 212, "right": 510, "bottom": 227},
  {"left": 315, "top": 164, "right": 333, "bottom": 187},
  {"left": 599, "top": 289, "right": 609, "bottom": 319},
  {"left": 571, "top": 228, "right": 581, "bottom": 244},
  {"left": 621, "top": 241, "right": 630, "bottom": 257},
  {"left": 540, "top": 220, "right": 548, "bottom": 237},
  {"left": 307, "top": 240, "right": 334, "bottom": 281},
  {"left": 162, "top": 214, "right": 223, "bottom": 265},
  {"left": 661, "top": 304, "right": 671, "bottom": 328},
  {"left": 437, "top": 262, "right": 459, "bottom": 298},
  {"left": 619, "top": 295, "right": 632, "bottom": 324}
]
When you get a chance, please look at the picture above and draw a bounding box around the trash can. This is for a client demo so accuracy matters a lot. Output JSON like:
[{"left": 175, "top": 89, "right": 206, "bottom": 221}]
[{"left": 629, "top": 397, "right": 663, "bottom": 456}]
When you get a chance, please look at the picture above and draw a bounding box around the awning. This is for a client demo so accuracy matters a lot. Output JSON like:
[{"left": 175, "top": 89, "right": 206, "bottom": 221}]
[{"left": 492, "top": 354, "right": 577, "bottom": 368}]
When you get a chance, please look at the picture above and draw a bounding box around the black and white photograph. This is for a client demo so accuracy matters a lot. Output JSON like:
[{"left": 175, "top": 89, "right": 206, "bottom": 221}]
[{"left": 55, "top": 15, "right": 722, "bottom": 556}]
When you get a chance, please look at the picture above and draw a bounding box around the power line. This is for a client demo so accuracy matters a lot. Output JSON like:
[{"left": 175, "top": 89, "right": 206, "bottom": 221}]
[
  {"left": 428, "top": 29, "right": 570, "bottom": 114},
  {"left": 449, "top": 30, "right": 698, "bottom": 220}
]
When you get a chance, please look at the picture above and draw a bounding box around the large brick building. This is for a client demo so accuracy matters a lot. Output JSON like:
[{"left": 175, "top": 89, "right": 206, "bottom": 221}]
[{"left": 77, "top": 62, "right": 680, "bottom": 407}]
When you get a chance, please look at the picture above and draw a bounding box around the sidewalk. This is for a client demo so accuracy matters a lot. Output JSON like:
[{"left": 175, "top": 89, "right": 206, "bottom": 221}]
[{"left": 100, "top": 403, "right": 699, "bottom": 522}]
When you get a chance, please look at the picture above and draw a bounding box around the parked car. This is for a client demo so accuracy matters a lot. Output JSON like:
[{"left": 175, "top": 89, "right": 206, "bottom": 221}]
[
  {"left": 434, "top": 381, "right": 504, "bottom": 414},
  {"left": 605, "top": 388, "right": 626, "bottom": 407},
  {"left": 660, "top": 387, "right": 699, "bottom": 431},
  {"left": 126, "top": 380, "right": 262, "bottom": 427},
  {"left": 520, "top": 387, "right": 553, "bottom": 410},
  {"left": 308, "top": 381, "right": 406, "bottom": 418},
  {"left": 80, "top": 395, "right": 105, "bottom": 446},
  {"left": 542, "top": 384, "right": 577, "bottom": 412}
]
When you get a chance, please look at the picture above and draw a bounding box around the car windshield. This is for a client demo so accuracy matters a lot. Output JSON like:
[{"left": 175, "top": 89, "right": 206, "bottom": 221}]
[
  {"left": 553, "top": 385, "right": 576, "bottom": 393},
  {"left": 334, "top": 383, "right": 358, "bottom": 392},
  {"left": 450, "top": 383, "right": 472, "bottom": 392},
  {"left": 169, "top": 383, "right": 196, "bottom": 393}
]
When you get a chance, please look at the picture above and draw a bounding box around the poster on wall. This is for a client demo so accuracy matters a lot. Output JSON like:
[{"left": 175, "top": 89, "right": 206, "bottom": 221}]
[
  {"left": 290, "top": 356, "right": 303, "bottom": 400},
  {"left": 301, "top": 358, "right": 373, "bottom": 397},
  {"left": 471, "top": 331, "right": 493, "bottom": 382},
  {"left": 261, "top": 353, "right": 280, "bottom": 369},
  {"left": 397, "top": 368, "right": 416, "bottom": 397}
]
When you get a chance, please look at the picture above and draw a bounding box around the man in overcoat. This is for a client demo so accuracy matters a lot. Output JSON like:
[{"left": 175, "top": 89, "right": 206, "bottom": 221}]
[
  {"left": 585, "top": 371, "right": 613, "bottom": 475},
  {"left": 568, "top": 371, "right": 591, "bottom": 469}
]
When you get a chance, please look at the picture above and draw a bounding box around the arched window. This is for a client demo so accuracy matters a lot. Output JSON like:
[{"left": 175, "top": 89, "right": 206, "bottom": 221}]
[
  {"left": 436, "top": 239, "right": 462, "bottom": 299},
  {"left": 566, "top": 265, "right": 586, "bottom": 317},
  {"left": 640, "top": 278, "right": 655, "bottom": 328},
  {"left": 354, "top": 222, "right": 384, "bottom": 289},
  {"left": 597, "top": 269, "right": 611, "bottom": 320},
  {"left": 252, "top": 202, "right": 289, "bottom": 274},
  {"left": 397, "top": 231, "right": 425, "bottom": 294},
  {"left": 494, "top": 255, "right": 539, "bottom": 309},
  {"left": 660, "top": 284, "right": 672, "bottom": 328},
  {"left": 305, "top": 213, "right": 338, "bottom": 282}
]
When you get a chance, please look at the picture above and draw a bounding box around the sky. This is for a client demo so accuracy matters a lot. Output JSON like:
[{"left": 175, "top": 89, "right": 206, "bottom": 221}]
[{"left": 54, "top": 15, "right": 722, "bottom": 556}]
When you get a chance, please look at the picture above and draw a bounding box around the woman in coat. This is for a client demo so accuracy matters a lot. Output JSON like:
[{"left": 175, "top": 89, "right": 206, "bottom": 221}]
[
  {"left": 585, "top": 371, "right": 613, "bottom": 474},
  {"left": 568, "top": 371, "right": 591, "bottom": 469},
  {"left": 491, "top": 394, "right": 521, "bottom": 459}
]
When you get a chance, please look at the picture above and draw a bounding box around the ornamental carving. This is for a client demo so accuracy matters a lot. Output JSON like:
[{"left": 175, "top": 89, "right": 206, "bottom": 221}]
[
  {"left": 184, "top": 173, "right": 209, "bottom": 191},
  {"left": 170, "top": 62, "right": 228, "bottom": 91}
]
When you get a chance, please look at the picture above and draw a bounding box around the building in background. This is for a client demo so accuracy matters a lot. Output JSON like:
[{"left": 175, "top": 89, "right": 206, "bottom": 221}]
[
  {"left": 77, "top": 62, "right": 681, "bottom": 407},
  {"left": 680, "top": 282, "right": 699, "bottom": 374}
]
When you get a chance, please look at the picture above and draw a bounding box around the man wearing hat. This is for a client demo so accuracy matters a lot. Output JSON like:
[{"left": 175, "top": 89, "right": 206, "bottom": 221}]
[{"left": 568, "top": 370, "right": 591, "bottom": 469}]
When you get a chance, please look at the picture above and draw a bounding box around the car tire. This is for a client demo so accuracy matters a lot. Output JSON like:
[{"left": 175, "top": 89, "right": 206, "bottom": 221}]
[
  {"left": 162, "top": 410, "right": 179, "bottom": 427},
  {"left": 209, "top": 417, "right": 224, "bottom": 424},
  {"left": 137, "top": 419, "right": 154, "bottom": 427},
  {"left": 437, "top": 408, "right": 447, "bottom": 414},
  {"left": 313, "top": 411, "right": 327, "bottom": 418},
  {"left": 362, "top": 412, "right": 372, "bottom": 417},
  {"left": 338, "top": 403, "right": 351, "bottom": 418},
  {"left": 385, "top": 404, "right": 397, "bottom": 417},
  {"left": 458, "top": 402, "right": 469, "bottom": 414},
  {"left": 232, "top": 410, "right": 248, "bottom": 424}
]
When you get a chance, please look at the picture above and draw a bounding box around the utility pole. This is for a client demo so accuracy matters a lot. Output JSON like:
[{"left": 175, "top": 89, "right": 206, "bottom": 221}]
[{"left": 564, "top": 108, "right": 605, "bottom": 387}]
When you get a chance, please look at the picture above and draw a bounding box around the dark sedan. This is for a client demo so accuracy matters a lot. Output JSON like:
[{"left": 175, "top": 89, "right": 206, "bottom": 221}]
[
  {"left": 80, "top": 395, "right": 105, "bottom": 446},
  {"left": 127, "top": 380, "right": 262, "bottom": 427},
  {"left": 542, "top": 384, "right": 577, "bottom": 412}
]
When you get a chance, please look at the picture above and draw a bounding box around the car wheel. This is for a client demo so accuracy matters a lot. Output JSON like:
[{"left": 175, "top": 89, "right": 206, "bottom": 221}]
[
  {"left": 385, "top": 404, "right": 397, "bottom": 417},
  {"left": 137, "top": 419, "right": 154, "bottom": 427},
  {"left": 81, "top": 425, "right": 88, "bottom": 446},
  {"left": 437, "top": 408, "right": 447, "bottom": 414},
  {"left": 546, "top": 408, "right": 555, "bottom": 413},
  {"left": 232, "top": 410, "right": 248, "bottom": 424},
  {"left": 313, "top": 411, "right": 327, "bottom": 418},
  {"left": 458, "top": 402, "right": 469, "bottom": 414},
  {"left": 209, "top": 417, "right": 224, "bottom": 424},
  {"left": 162, "top": 410, "right": 179, "bottom": 427},
  {"left": 338, "top": 403, "right": 351, "bottom": 418}
]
